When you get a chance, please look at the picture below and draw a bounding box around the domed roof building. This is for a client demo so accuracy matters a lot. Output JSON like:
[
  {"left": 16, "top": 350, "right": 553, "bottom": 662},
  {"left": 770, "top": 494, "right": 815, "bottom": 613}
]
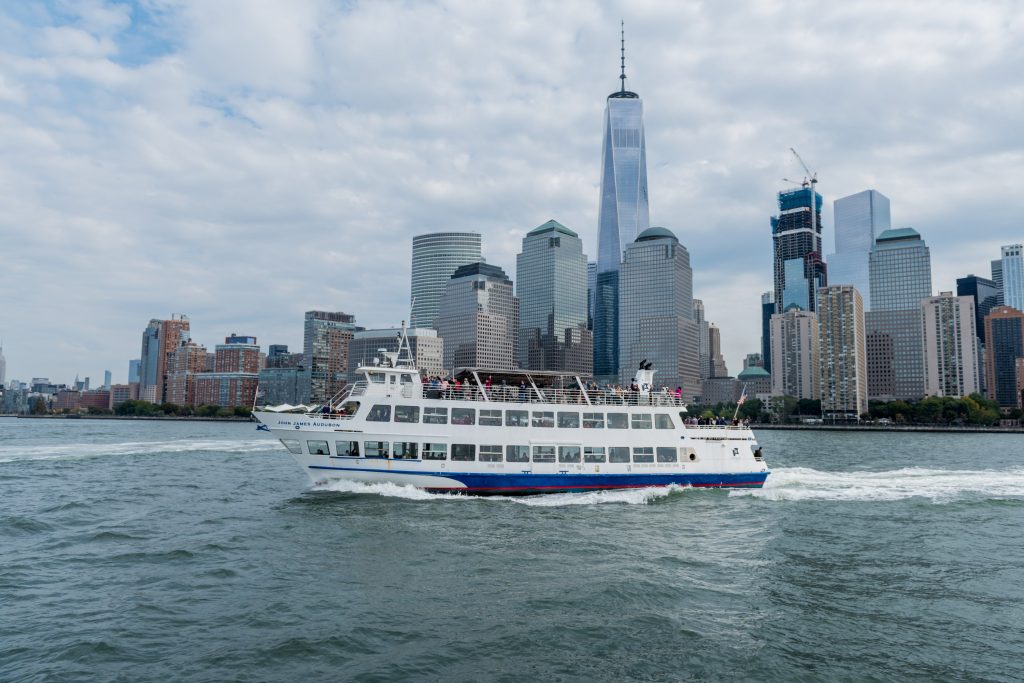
[{"left": 736, "top": 365, "right": 772, "bottom": 396}]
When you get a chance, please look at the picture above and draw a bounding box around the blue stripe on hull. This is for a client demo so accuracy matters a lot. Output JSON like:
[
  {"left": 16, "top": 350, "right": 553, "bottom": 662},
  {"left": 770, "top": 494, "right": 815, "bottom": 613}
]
[{"left": 307, "top": 465, "right": 769, "bottom": 495}]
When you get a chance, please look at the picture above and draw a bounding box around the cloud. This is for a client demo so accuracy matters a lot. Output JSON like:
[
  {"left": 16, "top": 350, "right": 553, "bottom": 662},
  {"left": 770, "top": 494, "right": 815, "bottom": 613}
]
[{"left": 0, "top": 0, "right": 1022, "bottom": 384}]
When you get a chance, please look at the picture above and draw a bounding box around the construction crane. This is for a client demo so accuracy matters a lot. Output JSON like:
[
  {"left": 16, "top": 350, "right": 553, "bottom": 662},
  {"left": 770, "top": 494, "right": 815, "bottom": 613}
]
[{"left": 788, "top": 147, "right": 818, "bottom": 236}]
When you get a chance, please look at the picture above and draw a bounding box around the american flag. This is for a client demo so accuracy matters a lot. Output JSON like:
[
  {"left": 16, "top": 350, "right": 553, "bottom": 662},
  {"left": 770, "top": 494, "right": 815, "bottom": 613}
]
[{"left": 736, "top": 385, "right": 748, "bottom": 406}]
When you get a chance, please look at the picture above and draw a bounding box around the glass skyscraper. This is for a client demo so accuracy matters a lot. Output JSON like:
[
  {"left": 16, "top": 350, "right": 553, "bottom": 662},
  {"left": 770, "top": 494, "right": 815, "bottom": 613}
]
[
  {"left": 410, "top": 232, "right": 482, "bottom": 329},
  {"left": 303, "top": 310, "right": 358, "bottom": 404},
  {"left": 866, "top": 228, "right": 932, "bottom": 399},
  {"left": 772, "top": 187, "right": 826, "bottom": 314},
  {"left": 618, "top": 227, "right": 700, "bottom": 401},
  {"left": 827, "top": 189, "right": 891, "bottom": 311},
  {"left": 956, "top": 274, "right": 1000, "bottom": 345},
  {"left": 516, "top": 220, "right": 591, "bottom": 373},
  {"left": 998, "top": 244, "right": 1024, "bottom": 311},
  {"left": 593, "top": 52, "right": 650, "bottom": 381}
]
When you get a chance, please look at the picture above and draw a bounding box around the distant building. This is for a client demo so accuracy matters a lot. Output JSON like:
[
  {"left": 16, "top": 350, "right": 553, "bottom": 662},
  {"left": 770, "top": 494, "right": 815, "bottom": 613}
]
[
  {"left": 694, "top": 299, "right": 710, "bottom": 381},
  {"left": 698, "top": 378, "right": 742, "bottom": 406},
  {"left": 109, "top": 384, "right": 134, "bottom": 408},
  {"left": 826, "top": 190, "right": 890, "bottom": 312},
  {"left": 0, "top": 342, "right": 5, "bottom": 386},
  {"left": 435, "top": 262, "right": 519, "bottom": 371},
  {"left": 165, "top": 340, "right": 208, "bottom": 406},
  {"left": 102, "top": 370, "right": 112, "bottom": 389},
  {"left": 984, "top": 306, "right": 1024, "bottom": 408},
  {"left": 266, "top": 344, "right": 303, "bottom": 369},
  {"left": 708, "top": 324, "right": 729, "bottom": 378},
  {"left": 80, "top": 390, "right": 111, "bottom": 412},
  {"left": 992, "top": 258, "right": 1004, "bottom": 306},
  {"left": 138, "top": 315, "right": 190, "bottom": 403},
  {"left": 346, "top": 328, "right": 444, "bottom": 381},
  {"left": 772, "top": 186, "right": 826, "bottom": 314},
  {"left": 516, "top": 220, "right": 592, "bottom": 374},
  {"left": 736, "top": 366, "right": 771, "bottom": 397},
  {"left": 410, "top": 232, "right": 482, "bottom": 329},
  {"left": 760, "top": 291, "right": 774, "bottom": 374},
  {"left": 215, "top": 335, "right": 260, "bottom": 373},
  {"left": 257, "top": 367, "right": 308, "bottom": 407},
  {"left": 128, "top": 359, "right": 140, "bottom": 384},
  {"left": 586, "top": 261, "right": 597, "bottom": 330},
  {"left": 866, "top": 228, "right": 932, "bottom": 400},
  {"left": 956, "top": 275, "right": 1000, "bottom": 345},
  {"left": 743, "top": 353, "right": 764, "bottom": 370},
  {"left": 998, "top": 244, "right": 1024, "bottom": 311},
  {"left": 194, "top": 373, "right": 259, "bottom": 408},
  {"left": 771, "top": 308, "right": 819, "bottom": 400},
  {"left": 618, "top": 227, "right": 700, "bottom": 401},
  {"left": 304, "top": 311, "right": 358, "bottom": 404},
  {"left": 817, "top": 285, "right": 868, "bottom": 419},
  {"left": 921, "top": 292, "right": 979, "bottom": 398}
]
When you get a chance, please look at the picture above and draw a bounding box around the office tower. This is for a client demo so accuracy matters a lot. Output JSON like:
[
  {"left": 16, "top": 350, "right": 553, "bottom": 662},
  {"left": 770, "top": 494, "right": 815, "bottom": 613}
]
[
  {"left": 593, "top": 30, "right": 650, "bottom": 381},
  {"left": 102, "top": 370, "right": 111, "bottom": 389},
  {"left": 922, "top": 292, "right": 979, "bottom": 398},
  {"left": 761, "top": 291, "right": 774, "bottom": 374},
  {"left": 435, "top": 263, "right": 519, "bottom": 371},
  {"left": 956, "top": 275, "right": 1000, "bottom": 345},
  {"left": 998, "top": 244, "right": 1024, "bottom": 311},
  {"left": 138, "top": 315, "right": 189, "bottom": 403},
  {"left": 516, "top": 220, "right": 592, "bottom": 373},
  {"left": 304, "top": 311, "right": 358, "bottom": 404},
  {"left": 165, "top": 340, "right": 208, "bottom": 406},
  {"left": 818, "top": 285, "right": 868, "bottom": 419},
  {"left": 992, "top": 258, "right": 1004, "bottom": 306},
  {"left": 587, "top": 261, "right": 597, "bottom": 330},
  {"left": 827, "top": 190, "right": 891, "bottom": 312},
  {"left": 770, "top": 308, "right": 819, "bottom": 400},
  {"left": 346, "top": 327, "right": 444, "bottom": 381},
  {"left": 866, "top": 228, "right": 932, "bottom": 399},
  {"left": 984, "top": 306, "right": 1024, "bottom": 407},
  {"left": 0, "top": 342, "right": 5, "bottom": 386},
  {"left": 128, "top": 359, "right": 140, "bottom": 384},
  {"left": 708, "top": 325, "right": 729, "bottom": 378},
  {"left": 772, "top": 186, "right": 826, "bottom": 313},
  {"left": 744, "top": 353, "right": 764, "bottom": 370},
  {"left": 618, "top": 227, "right": 700, "bottom": 401},
  {"left": 694, "top": 299, "right": 710, "bottom": 380},
  {"left": 410, "top": 232, "right": 482, "bottom": 328}
]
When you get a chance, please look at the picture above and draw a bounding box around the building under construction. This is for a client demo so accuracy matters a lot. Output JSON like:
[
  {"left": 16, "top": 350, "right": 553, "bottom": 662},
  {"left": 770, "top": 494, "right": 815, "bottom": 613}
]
[{"left": 771, "top": 186, "right": 827, "bottom": 313}]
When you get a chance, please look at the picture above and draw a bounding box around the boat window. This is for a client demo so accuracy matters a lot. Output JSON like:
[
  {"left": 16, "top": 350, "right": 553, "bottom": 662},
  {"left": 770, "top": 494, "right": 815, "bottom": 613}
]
[
  {"left": 400, "top": 373, "right": 414, "bottom": 385},
  {"left": 532, "top": 446, "right": 556, "bottom": 463},
  {"left": 480, "top": 445, "right": 503, "bottom": 462},
  {"left": 583, "top": 413, "right": 604, "bottom": 429},
  {"left": 422, "top": 443, "right": 447, "bottom": 460},
  {"left": 632, "top": 447, "right": 654, "bottom": 463},
  {"left": 683, "top": 448, "right": 698, "bottom": 462},
  {"left": 339, "top": 401, "right": 360, "bottom": 417},
  {"left": 452, "top": 407, "right": 476, "bottom": 425},
  {"left": 451, "top": 444, "right": 476, "bottom": 461},
  {"left": 608, "top": 447, "right": 630, "bottom": 463},
  {"left": 557, "top": 412, "right": 580, "bottom": 428},
  {"left": 607, "top": 413, "right": 628, "bottom": 429},
  {"left": 335, "top": 440, "right": 360, "bottom": 457},
  {"left": 364, "top": 441, "right": 389, "bottom": 458},
  {"left": 479, "top": 409, "right": 502, "bottom": 426},
  {"left": 532, "top": 411, "right": 555, "bottom": 428},
  {"left": 423, "top": 407, "right": 448, "bottom": 424},
  {"left": 505, "top": 410, "right": 528, "bottom": 427},
  {"left": 584, "top": 447, "right": 606, "bottom": 463},
  {"left": 367, "top": 372, "right": 386, "bottom": 384},
  {"left": 505, "top": 445, "right": 529, "bottom": 463},
  {"left": 631, "top": 414, "right": 653, "bottom": 429},
  {"left": 655, "top": 414, "right": 675, "bottom": 429},
  {"left": 393, "top": 442, "right": 418, "bottom": 459},
  {"left": 367, "top": 405, "right": 391, "bottom": 422},
  {"left": 280, "top": 439, "right": 302, "bottom": 455},
  {"left": 558, "top": 446, "right": 581, "bottom": 463},
  {"left": 306, "top": 440, "right": 330, "bottom": 455},
  {"left": 656, "top": 447, "right": 678, "bottom": 463},
  {"left": 394, "top": 405, "right": 420, "bottom": 423}
]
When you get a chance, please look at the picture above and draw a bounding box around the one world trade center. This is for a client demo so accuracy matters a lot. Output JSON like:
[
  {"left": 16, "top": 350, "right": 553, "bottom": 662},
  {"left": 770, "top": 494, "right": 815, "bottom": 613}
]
[{"left": 593, "top": 27, "right": 650, "bottom": 380}]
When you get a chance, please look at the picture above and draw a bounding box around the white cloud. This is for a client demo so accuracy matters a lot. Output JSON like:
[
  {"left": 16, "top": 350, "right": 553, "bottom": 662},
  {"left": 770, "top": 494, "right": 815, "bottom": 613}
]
[{"left": 0, "top": 0, "right": 1022, "bottom": 384}]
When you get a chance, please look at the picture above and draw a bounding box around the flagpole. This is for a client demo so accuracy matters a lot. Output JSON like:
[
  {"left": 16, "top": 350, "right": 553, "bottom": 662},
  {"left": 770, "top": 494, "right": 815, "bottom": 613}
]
[{"left": 733, "top": 383, "right": 748, "bottom": 421}]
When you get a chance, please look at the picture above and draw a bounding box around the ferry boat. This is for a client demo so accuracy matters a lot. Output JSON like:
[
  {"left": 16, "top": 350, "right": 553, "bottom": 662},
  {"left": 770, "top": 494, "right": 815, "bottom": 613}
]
[{"left": 253, "top": 330, "right": 770, "bottom": 495}]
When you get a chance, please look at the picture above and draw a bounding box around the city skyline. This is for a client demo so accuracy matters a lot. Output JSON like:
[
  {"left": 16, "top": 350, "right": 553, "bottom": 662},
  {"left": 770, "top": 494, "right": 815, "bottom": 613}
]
[{"left": 1, "top": 1, "right": 1022, "bottom": 383}]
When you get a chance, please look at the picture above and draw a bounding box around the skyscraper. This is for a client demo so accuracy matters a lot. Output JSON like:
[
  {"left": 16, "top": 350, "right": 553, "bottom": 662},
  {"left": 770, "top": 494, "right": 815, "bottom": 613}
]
[
  {"left": 998, "top": 244, "right": 1024, "bottom": 311},
  {"left": 693, "top": 299, "right": 710, "bottom": 380},
  {"left": 708, "top": 324, "right": 729, "bottom": 378},
  {"left": 410, "top": 232, "right": 482, "bottom": 329},
  {"left": 956, "top": 274, "right": 1000, "bottom": 345},
  {"left": 921, "top": 292, "right": 979, "bottom": 398},
  {"left": 770, "top": 308, "right": 819, "bottom": 400},
  {"left": 984, "top": 306, "right": 1024, "bottom": 408},
  {"left": 0, "top": 342, "right": 6, "bottom": 387},
  {"left": 772, "top": 186, "right": 826, "bottom": 313},
  {"left": 827, "top": 189, "right": 891, "bottom": 311},
  {"left": 304, "top": 311, "right": 358, "bottom": 404},
  {"left": 992, "top": 258, "right": 1004, "bottom": 306},
  {"left": 593, "top": 28, "right": 650, "bottom": 381},
  {"left": 760, "top": 291, "right": 774, "bottom": 375},
  {"left": 817, "top": 285, "right": 867, "bottom": 419},
  {"left": 435, "top": 263, "right": 519, "bottom": 371},
  {"left": 866, "top": 228, "right": 932, "bottom": 399},
  {"left": 516, "top": 220, "right": 591, "bottom": 373},
  {"left": 138, "top": 315, "right": 190, "bottom": 404},
  {"left": 617, "top": 227, "right": 700, "bottom": 401}
]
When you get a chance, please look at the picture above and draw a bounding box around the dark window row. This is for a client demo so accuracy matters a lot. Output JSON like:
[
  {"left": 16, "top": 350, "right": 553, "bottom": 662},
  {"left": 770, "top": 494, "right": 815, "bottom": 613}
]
[{"left": 365, "top": 404, "right": 675, "bottom": 429}]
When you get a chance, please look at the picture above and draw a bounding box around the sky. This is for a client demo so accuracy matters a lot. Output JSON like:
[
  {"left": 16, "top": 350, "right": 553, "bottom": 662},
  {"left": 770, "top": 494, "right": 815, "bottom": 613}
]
[{"left": 1, "top": 0, "right": 1022, "bottom": 385}]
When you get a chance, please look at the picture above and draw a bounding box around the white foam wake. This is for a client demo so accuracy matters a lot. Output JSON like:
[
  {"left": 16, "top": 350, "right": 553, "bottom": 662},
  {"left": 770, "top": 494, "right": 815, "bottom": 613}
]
[
  {"left": 0, "top": 438, "right": 282, "bottom": 464},
  {"left": 312, "top": 479, "right": 685, "bottom": 506},
  {"left": 730, "top": 466, "right": 1024, "bottom": 502}
]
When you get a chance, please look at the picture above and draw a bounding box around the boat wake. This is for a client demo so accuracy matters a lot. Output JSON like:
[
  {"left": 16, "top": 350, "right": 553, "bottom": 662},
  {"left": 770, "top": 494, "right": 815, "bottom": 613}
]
[
  {"left": 311, "top": 479, "right": 686, "bottom": 506},
  {"left": 730, "top": 466, "right": 1024, "bottom": 503},
  {"left": 0, "top": 439, "right": 282, "bottom": 464}
]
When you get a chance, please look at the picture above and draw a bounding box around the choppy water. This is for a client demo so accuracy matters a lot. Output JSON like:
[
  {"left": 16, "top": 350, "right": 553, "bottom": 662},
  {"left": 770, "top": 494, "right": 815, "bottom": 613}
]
[{"left": 2, "top": 417, "right": 1023, "bottom": 682}]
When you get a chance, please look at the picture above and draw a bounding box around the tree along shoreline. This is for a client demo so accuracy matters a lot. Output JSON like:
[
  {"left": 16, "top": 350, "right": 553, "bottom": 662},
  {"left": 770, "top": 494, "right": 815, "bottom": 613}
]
[
  {"left": 753, "top": 423, "right": 1024, "bottom": 434},
  {"left": 10, "top": 414, "right": 252, "bottom": 422}
]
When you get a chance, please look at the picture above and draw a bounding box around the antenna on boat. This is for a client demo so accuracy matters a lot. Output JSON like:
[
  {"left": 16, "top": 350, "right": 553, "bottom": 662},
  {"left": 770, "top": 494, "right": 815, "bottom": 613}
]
[{"left": 396, "top": 319, "right": 414, "bottom": 368}]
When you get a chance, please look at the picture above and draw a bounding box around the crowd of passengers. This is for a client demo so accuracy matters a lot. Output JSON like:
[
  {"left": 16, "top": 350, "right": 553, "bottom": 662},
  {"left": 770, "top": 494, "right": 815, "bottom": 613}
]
[{"left": 418, "top": 375, "right": 687, "bottom": 405}]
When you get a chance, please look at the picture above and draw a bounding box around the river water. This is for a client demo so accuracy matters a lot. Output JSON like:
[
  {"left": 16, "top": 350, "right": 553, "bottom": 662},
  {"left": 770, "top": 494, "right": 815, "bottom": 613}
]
[{"left": 2, "top": 417, "right": 1023, "bottom": 682}]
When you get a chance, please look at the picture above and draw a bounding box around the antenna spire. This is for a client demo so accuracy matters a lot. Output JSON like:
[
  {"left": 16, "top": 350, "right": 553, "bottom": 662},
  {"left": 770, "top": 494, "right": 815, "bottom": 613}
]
[{"left": 619, "top": 20, "right": 626, "bottom": 91}]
